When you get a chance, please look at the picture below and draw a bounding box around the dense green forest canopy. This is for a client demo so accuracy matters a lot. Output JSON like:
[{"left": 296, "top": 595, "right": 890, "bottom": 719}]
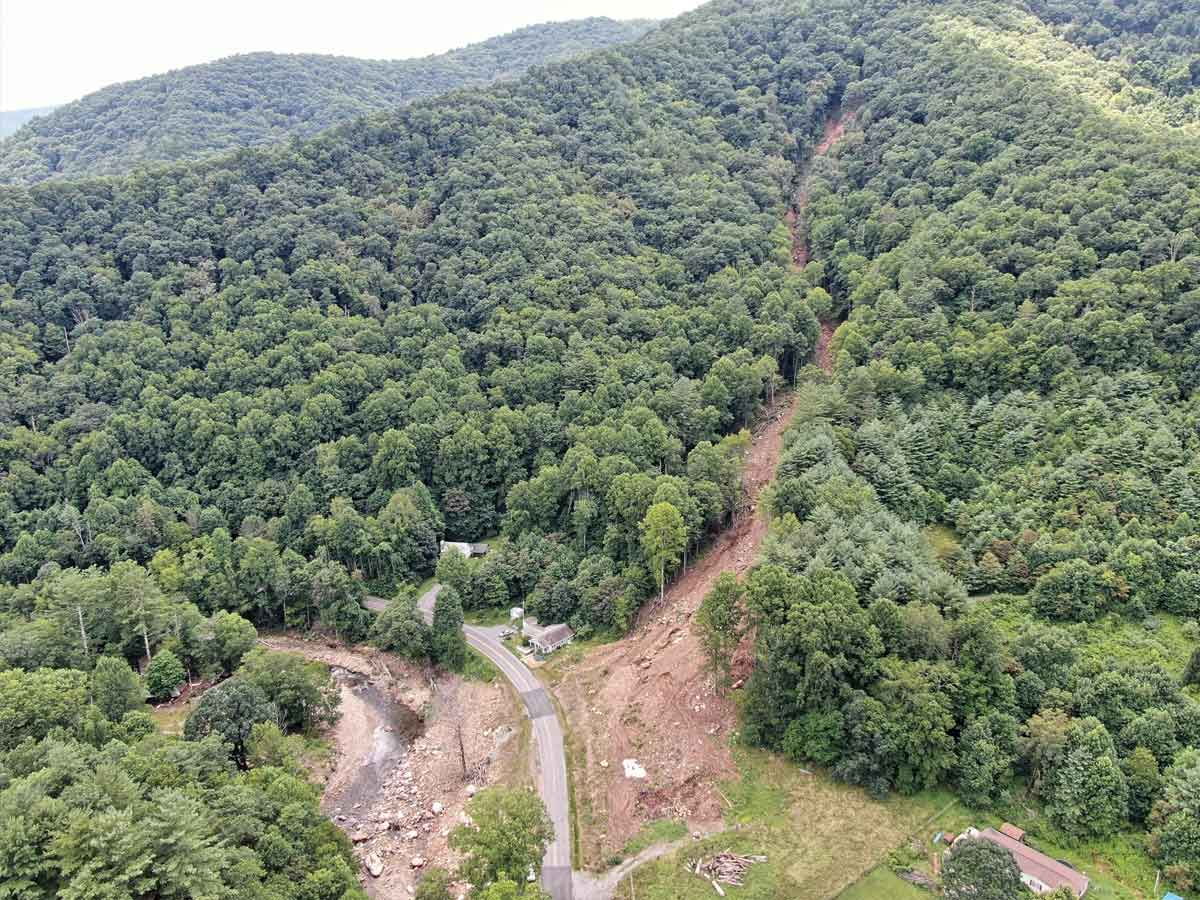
[
  {"left": 0, "top": 0, "right": 837, "bottom": 653},
  {"left": 1, "top": 0, "right": 1199, "bottom": 894},
  {"left": 0, "top": 17, "right": 655, "bottom": 184}
]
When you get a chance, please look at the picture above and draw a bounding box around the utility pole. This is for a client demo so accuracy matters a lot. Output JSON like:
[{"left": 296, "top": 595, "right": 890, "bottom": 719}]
[{"left": 457, "top": 719, "right": 467, "bottom": 777}]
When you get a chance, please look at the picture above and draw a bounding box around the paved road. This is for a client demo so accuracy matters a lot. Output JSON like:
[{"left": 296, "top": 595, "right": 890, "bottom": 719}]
[{"left": 369, "top": 586, "right": 574, "bottom": 900}]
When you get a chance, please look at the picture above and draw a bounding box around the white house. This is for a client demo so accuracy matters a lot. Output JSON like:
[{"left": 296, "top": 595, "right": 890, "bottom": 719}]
[
  {"left": 521, "top": 617, "right": 574, "bottom": 655},
  {"left": 440, "top": 540, "right": 489, "bottom": 558}
]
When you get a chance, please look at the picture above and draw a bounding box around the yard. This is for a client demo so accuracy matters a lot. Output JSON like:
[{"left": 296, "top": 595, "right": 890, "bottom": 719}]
[
  {"left": 837, "top": 786, "right": 1170, "bottom": 900},
  {"left": 606, "top": 742, "right": 1177, "bottom": 900},
  {"left": 607, "top": 748, "right": 961, "bottom": 900},
  {"left": 148, "top": 696, "right": 197, "bottom": 735}
]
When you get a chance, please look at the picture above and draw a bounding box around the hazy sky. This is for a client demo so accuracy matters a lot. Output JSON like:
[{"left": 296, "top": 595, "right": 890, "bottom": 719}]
[{"left": 0, "top": 0, "right": 702, "bottom": 110}]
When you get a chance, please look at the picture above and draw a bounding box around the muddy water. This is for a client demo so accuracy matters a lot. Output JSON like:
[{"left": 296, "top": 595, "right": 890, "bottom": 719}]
[{"left": 322, "top": 666, "right": 423, "bottom": 819}]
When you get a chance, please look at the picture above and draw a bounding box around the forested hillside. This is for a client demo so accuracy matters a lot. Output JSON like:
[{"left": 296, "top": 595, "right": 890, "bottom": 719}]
[
  {"left": 1, "top": 0, "right": 1199, "bottom": 895},
  {"left": 0, "top": 17, "right": 654, "bottom": 184}
]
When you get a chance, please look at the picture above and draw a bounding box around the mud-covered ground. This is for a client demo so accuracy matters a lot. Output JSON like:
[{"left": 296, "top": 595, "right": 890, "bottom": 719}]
[{"left": 260, "top": 635, "right": 530, "bottom": 898}]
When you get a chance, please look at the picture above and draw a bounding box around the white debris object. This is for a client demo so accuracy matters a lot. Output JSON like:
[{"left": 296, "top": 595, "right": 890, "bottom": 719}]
[{"left": 622, "top": 759, "right": 647, "bottom": 779}]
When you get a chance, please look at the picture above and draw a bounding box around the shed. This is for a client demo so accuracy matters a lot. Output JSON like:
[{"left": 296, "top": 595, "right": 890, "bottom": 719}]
[
  {"left": 440, "top": 540, "right": 489, "bottom": 558},
  {"left": 999, "top": 823, "right": 1027, "bottom": 843}
]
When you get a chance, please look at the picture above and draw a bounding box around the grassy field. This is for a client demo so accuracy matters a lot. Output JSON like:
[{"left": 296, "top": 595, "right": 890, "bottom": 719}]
[
  {"left": 463, "top": 606, "right": 514, "bottom": 627},
  {"left": 609, "top": 748, "right": 961, "bottom": 900},
  {"left": 837, "top": 786, "right": 1169, "bottom": 900},
  {"left": 620, "top": 819, "right": 690, "bottom": 859},
  {"left": 837, "top": 867, "right": 931, "bottom": 900},
  {"left": 977, "top": 594, "right": 1198, "bottom": 680},
  {"left": 609, "top": 741, "right": 1175, "bottom": 900},
  {"left": 148, "top": 698, "right": 196, "bottom": 735}
]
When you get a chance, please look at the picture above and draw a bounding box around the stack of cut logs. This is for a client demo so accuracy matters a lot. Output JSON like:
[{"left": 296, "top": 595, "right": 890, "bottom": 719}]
[{"left": 687, "top": 852, "right": 768, "bottom": 895}]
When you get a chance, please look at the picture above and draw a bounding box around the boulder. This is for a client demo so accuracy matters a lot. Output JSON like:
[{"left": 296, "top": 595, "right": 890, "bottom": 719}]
[
  {"left": 410, "top": 856, "right": 426, "bottom": 868},
  {"left": 431, "top": 801, "right": 444, "bottom": 815},
  {"left": 365, "top": 853, "right": 384, "bottom": 878}
]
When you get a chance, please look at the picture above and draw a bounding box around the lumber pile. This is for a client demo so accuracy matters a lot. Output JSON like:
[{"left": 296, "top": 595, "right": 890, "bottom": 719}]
[
  {"left": 898, "top": 869, "right": 937, "bottom": 890},
  {"left": 687, "top": 852, "right": 768, "bottom": 894}
]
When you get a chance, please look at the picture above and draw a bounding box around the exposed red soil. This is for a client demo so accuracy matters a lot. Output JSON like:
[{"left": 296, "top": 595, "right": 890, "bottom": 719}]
[
  {"left": 815, "top": 319, "right": 836, "bottom": 375},
  {"left": 552, "top": 394, "right": 799, "bottom": 866},
  {"left": 551, "top": 107, "right": 853, "bottom": 868},
  {"left": 790, "top": 108, "right": 853, "bottom": 270}
]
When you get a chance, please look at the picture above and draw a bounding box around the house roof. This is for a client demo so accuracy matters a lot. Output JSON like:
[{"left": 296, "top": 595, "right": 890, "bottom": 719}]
[
  {"left": 978, "top": 828, "right": 1089, "bottom": 897},
  {"left": 999, "top": 823, "right": 1026, "bottom": 842},
  {"left": 536, "top": 624, "right": 574, "bottom": 646}
]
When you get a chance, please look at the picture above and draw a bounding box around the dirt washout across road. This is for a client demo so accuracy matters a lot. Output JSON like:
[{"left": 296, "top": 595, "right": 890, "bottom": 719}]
[{"left": 551, "top": 391, "right": 800, "bottom": 869}]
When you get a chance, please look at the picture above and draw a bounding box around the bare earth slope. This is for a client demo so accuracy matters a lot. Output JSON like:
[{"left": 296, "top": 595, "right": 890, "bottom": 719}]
[
  {"left": 551, "top": 106, "right": 853, "bottom": 870},
  {"left": 553, "top": 392, "right": 798, "bottom": 866}
]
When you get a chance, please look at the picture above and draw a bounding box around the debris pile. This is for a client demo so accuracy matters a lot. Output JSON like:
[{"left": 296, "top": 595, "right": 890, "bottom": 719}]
[
  {"left": 899, "top": 869, "right": 937, "bottom": 890},
  {"left": 687, "top": 851, "right": 768, "bottom": 894}
]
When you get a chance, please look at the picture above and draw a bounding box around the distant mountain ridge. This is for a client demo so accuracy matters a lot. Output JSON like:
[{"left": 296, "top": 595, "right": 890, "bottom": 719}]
[
  {"left": 0, "top": 107, "right": 58, "bottom": 139},
  {"left": 0, "top": 17, "right": 655, "bottom": 184}
]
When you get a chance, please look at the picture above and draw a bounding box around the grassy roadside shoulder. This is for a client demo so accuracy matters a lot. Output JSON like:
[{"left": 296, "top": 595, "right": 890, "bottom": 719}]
[{"left": 529, "top": 636, "right": 614, "bottom": 871}]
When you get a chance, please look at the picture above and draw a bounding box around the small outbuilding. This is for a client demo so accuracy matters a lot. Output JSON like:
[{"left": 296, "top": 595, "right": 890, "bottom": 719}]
[
  {"left": 440, "top": 540, "right": 489, "bottom": 558},
  {"left": 999, "top": 823, "right": 1026, "bottom": 843}
]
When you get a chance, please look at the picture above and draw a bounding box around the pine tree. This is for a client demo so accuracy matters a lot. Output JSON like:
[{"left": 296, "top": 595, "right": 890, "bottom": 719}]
[
  {"left": 1045, "top": 719, "right": 1129, "bottom": 837},
  {"left": 696, "top": 572, "right": 744, "bottom": 689},
  {"left": 640, "top": 501, "right": 686, "bottom": 603},
  {"left": 144, "top": 648, "right": 186, "bottom": 700},
  {"left": 1183, "top": 646, "right": 1200, "bottom": 687},
  {"left": 432, "top": 587, "right": 467, "bottom": 672},
  {"left": 91, "top": 656, "right": 144, "bottom": 722}
]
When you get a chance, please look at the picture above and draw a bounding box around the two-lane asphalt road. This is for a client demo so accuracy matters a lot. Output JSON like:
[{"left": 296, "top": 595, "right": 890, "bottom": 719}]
[{"left": 368, "top": 585, "right": 574, "bottom": 900}]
